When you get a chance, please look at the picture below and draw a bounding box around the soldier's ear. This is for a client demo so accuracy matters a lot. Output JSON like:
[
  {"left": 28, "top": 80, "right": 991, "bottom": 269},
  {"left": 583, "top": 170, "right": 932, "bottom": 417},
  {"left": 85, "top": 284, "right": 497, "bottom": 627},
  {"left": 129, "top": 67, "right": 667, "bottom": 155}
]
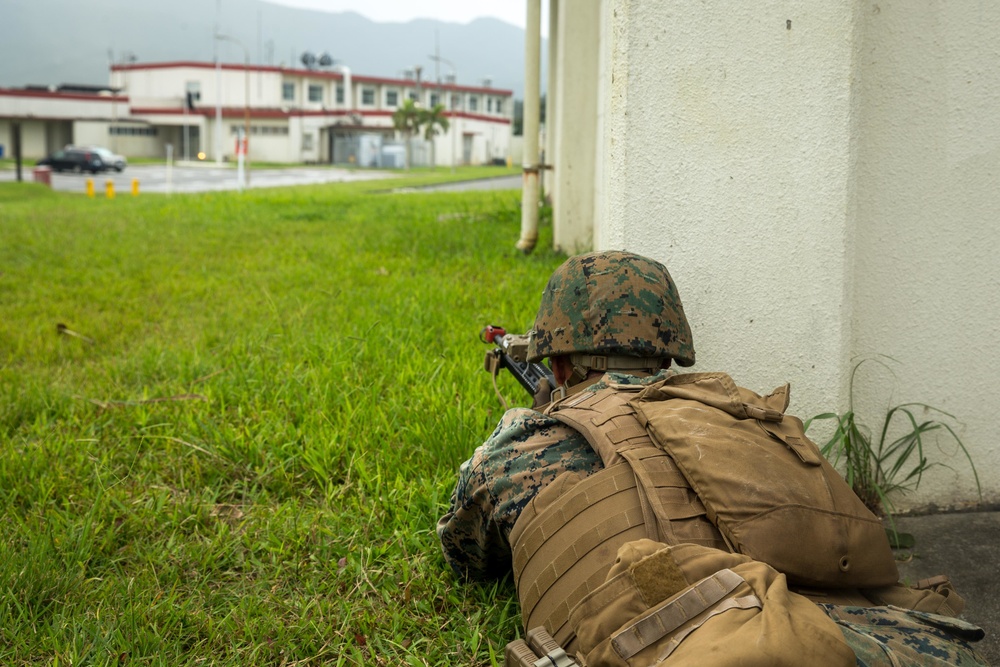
[{"left": 551, "top": 356, "right": 574, "bottom": 386}]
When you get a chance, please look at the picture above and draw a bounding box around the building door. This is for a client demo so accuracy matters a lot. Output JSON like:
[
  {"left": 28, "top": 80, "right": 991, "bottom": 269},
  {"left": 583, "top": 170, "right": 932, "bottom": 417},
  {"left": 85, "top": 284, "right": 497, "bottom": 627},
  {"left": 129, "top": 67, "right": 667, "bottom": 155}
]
[
  {"left": 462, "top": 133, "right": 473, "bottom": 165},
  {"left": 182, "top": 125, "right": 201, "bottom": 160}
]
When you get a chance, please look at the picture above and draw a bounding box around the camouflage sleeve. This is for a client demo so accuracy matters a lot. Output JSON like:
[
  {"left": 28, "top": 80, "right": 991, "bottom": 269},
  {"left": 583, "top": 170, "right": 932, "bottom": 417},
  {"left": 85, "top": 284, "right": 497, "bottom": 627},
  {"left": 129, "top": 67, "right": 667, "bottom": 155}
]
[
  {"left": 818, "top": 604, "right": 987, "bottom": 666},
  {"left": 437, "top": 407, "right": 602, "bottom": 581}
]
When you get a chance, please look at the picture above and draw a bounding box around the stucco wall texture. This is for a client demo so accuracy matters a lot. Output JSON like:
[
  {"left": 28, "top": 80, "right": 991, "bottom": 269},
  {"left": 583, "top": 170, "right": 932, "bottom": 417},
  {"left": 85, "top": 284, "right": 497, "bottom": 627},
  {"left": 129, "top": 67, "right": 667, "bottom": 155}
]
[{"left": 596, "top": 0, "right": 998, "bottom": 510}]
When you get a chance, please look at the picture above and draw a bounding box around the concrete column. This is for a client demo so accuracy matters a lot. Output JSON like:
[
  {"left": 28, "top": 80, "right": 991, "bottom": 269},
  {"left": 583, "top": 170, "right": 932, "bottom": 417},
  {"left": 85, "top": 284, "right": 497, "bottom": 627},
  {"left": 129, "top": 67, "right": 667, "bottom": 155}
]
[
  {"left": 594, "top": 0, "right": 1000, "bottom": 509},
  {"left": 849, "top": 3, "right": 1000, "bottom": 506},
  {"left": 517, "top": 0, "right": 543, "bottom": 253},
  {"left": 599, "top": 0, "right": 858, "bottom": 422},
  {"left": 550, "top": 0, "right": 602, "bottom": 254},
  {"left": 544, "top": 0, "right": 559, "bottom": 207}
]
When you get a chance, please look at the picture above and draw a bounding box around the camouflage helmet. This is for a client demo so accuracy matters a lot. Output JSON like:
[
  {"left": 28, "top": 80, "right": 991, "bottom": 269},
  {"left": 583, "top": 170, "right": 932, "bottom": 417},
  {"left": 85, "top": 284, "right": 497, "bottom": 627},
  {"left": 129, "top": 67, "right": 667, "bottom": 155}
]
[{"left": 526, "top": 250, "right": 695, "bottom": 366}]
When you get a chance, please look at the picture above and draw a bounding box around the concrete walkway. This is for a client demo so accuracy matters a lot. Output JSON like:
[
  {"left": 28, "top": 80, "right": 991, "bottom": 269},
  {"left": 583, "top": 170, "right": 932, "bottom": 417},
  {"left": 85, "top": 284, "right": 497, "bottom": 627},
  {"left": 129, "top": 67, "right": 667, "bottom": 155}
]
[{"left": 893, "top": 511, "right": 1000, "bottom": 663}]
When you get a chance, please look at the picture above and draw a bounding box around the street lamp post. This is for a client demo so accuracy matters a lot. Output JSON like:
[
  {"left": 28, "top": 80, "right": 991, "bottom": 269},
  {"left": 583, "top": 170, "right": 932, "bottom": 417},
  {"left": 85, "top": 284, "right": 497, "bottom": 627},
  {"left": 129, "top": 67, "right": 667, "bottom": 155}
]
[
  {"left": 215, "top": 32, "right": 251, "bottom": 190},
  {"left": 429, "top": 53, "right": 457, "bottom": 173}
]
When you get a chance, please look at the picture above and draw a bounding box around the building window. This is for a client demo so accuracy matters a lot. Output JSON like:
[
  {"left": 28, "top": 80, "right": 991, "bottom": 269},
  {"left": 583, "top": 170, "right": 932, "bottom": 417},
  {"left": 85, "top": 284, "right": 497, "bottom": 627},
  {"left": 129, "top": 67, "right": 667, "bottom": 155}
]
[
  {"left": 308, "top": 84, "right": 323, "bottom": 103},
  {"left": 282, "top": 82, "right": 295, "bottom": 101},
  {"left": 109, "top": 125, "right": 157, "bottom": 136},
  {"left": 236, "top": 125, "right": 289, "bottom": 136},
  {"left": 429, "top": 93, "right": 439, "bottom": 107},
  {"left": 487, "top": 98, "right": 493, "bottom": 113},
  {"left": 496, "top": 98, "right": 504, "bottom": 114},
  {"left": 185, "top": 81, "right": 201, "bottom": 102},
  {"left": 408, "top": 90, "right": 419, "bottom": 102},
  {"left": 336, "top": 85, "right": 344, "bottom": 104},
  {"left": 450, "top": 94, "right": 461, "bottom": 110},
  {"left": 361, "top": 87, "right": 375, "bottom": 106},
  {"left": 386, "top": 90, "right": 398, "bottom": 107},
  {"left": 468, "top": 96, "right": 478, "bottom": 112},
  {"left": 303, "top": 133, "right": 315, "bottom": 151}
]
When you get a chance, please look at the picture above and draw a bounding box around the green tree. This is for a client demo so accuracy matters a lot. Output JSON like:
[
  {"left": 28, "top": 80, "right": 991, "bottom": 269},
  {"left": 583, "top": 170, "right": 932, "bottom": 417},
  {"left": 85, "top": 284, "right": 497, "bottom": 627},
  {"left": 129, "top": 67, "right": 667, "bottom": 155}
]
[
  {"left": 421, "top": 104, "right": 450, "bottom": 169},
  {"left": 392, "top": 98, "right": 423, "bottom": 169}
]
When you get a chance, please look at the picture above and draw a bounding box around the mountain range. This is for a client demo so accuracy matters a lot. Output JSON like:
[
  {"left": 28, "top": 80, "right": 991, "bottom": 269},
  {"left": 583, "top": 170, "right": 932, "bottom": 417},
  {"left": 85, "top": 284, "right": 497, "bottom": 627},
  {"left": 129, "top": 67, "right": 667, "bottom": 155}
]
[{"left": 1, "top": 0, "right": 541, "bottom": 97}]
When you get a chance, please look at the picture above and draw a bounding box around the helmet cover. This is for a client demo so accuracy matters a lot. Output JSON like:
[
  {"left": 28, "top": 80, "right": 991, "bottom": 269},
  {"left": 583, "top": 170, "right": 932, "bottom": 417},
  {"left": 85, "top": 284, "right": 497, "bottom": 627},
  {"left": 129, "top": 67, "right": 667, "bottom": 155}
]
[{"left": 526, "top": 250, "right": 695, "bottom": 366}]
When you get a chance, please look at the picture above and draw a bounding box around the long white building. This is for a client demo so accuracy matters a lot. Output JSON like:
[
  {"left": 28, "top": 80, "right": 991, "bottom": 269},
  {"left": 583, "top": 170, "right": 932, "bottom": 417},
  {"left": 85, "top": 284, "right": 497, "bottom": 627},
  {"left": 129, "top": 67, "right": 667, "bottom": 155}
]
[{"left": 0, "top": 61, "right": 514, "bottom": 168}]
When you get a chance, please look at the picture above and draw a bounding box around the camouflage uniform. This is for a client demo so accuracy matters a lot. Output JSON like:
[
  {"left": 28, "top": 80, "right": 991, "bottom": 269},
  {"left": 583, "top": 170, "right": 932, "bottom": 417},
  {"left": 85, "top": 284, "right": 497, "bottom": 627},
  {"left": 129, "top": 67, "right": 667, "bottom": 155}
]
[
  {"left": 821, "top": 605, "right": 986, "bottom": 666},
  {"left": 438, "top": 250, "right": 987, "bottom": 665},
  {"left": 436, "top": 370, "right": 671, "bottom": 579}
]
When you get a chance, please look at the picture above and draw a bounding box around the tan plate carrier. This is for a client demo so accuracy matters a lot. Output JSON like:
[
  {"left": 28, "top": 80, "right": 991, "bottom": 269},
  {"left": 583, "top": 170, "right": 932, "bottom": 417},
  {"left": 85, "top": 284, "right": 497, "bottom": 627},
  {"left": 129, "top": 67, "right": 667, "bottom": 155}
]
[
  {"left": 508, "top": 382, "right": 726, "bottom": 653},
  {"left": 508, "top": 372, "right": 899, "bottom": 654}
]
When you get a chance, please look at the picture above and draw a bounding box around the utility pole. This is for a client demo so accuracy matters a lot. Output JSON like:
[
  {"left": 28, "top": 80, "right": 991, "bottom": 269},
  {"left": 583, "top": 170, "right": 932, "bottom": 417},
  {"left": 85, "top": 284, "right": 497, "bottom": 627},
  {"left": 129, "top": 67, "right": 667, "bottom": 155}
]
[
  {"left": 429, "top": 49, "right": 457, "bottom": 173},
  {"left": 214, "top": 0, "right": 223, "bottom": 164},
  {"left": 216, "top": 33, "right": 251, "bottom": 190}
]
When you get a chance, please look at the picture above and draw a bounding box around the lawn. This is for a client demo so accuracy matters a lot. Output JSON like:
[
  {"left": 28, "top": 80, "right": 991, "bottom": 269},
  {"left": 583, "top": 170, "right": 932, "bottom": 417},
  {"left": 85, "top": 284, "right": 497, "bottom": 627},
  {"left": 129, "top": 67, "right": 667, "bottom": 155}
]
[{"left": 0, "top": 176, "right": 562, "bottom": 665}]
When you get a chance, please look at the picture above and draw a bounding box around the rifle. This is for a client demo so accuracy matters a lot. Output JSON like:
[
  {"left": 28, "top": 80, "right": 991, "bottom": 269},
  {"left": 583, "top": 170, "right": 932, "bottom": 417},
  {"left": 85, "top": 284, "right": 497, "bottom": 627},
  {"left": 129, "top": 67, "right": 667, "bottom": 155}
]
[
  {"left": 504, "top": 626, "right": 579, "bottom": 667},
  {"left": 481, "top": 325, "right": 557, "bottom": 409}
]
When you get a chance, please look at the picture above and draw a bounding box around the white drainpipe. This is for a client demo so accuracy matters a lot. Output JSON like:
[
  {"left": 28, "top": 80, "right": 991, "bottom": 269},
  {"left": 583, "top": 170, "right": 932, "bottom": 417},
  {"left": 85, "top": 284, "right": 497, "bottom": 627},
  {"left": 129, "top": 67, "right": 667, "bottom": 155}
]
[
  {"left": 517, "top": 0, "right": 543, "bottom": 253},
  {"left": 334, "top": 65, "right": 353, "bottom": 113}
]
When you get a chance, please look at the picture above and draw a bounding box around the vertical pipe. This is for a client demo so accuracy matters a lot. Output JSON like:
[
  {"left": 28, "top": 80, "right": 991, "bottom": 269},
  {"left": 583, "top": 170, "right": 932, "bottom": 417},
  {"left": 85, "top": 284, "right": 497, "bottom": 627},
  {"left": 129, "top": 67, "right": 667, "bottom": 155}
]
[
  {"left": 12, "top": 121, "right": 22, "bottom": 182},
  {"left": 214, "top": 0, "right": 222, "bottom": 164},
  {"left": 341, "top": 66, "right": 352, "bottom": 112},
  {"left": 546, "top": 0, "right": 559, "bottom": 206},
  {"left": 517, "top": 0, "right": 542, "bottom": 253},
  {"left": 244, "top": 57, "right": 250, "bottom": 186},
  {"left": 215, "top": 59, "right": 223, "bottom": 164}
]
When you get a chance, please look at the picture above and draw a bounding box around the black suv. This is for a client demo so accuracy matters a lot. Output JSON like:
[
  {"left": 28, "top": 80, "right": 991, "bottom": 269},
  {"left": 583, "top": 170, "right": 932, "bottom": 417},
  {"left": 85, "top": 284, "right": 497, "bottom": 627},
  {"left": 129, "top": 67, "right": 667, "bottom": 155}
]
[{"left": 37, "top": 148, "right": 105, "bottom": 173}]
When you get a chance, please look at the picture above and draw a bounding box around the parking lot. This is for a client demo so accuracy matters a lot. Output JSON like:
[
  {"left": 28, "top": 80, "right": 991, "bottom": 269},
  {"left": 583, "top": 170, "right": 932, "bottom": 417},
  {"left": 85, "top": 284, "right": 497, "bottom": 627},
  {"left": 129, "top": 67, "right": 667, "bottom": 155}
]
[{"left": 0, "top": 163, "right": 394, "bottom": 194}]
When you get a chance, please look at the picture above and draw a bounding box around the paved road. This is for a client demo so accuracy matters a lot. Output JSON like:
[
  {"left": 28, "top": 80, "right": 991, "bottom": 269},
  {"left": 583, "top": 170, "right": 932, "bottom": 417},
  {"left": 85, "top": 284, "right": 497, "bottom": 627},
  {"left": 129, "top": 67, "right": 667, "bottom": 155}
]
[
  {"left": 1, "top": 164, "right": 393, "bottom": 194},
  {"left": 1, "top": 165, "right": 524, "bottom": 195},
  {"left": 404, "top": 174, "right": 522, "bottom": 192}
]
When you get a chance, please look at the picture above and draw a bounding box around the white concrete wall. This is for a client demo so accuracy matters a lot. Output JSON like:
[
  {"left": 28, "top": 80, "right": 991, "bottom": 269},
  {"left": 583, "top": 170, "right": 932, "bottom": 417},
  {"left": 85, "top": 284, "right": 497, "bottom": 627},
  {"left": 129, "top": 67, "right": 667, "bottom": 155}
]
[
  {"left": 0, "top": 119, "right": 51, "bottom": 157},
  {"left": 599, "top": 0, "right": 857, "bottom": 419},
  {"left": 850, "top": 3, "right": 1000, "bottom": 508},
  {"left": 590, "top": 0, "right": 999, "bottom": 510},
  {"left": 72, "top": 122, "right": 109, "bottom": 146},
  {"left": 551, "top": 0, "right": 600, "bottom": 254}
]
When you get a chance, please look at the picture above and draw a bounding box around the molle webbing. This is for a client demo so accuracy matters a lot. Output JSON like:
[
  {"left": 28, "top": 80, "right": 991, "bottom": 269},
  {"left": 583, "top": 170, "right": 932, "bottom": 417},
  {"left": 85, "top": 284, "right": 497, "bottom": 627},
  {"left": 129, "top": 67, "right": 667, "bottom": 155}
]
[
  {"left": 509, "top": 384, "right": 726, "bottom": 648},
  {"left": 510, "top": 459, "right": 725, "bottom": 649},
  {"left": 510, "top": 441, "right": 725, "bottom": 649},
  {"left": 510, "top": 463, "right": 651, "bottom": 650},
  {"left": 609, "top": 568, "right": 759, "bottom": 662},
  {"left": 543, "top": 385, "right": 724, "bottom": 551},
  {"left": 543, "top": 383, "right": 661, "bottom": 467}
]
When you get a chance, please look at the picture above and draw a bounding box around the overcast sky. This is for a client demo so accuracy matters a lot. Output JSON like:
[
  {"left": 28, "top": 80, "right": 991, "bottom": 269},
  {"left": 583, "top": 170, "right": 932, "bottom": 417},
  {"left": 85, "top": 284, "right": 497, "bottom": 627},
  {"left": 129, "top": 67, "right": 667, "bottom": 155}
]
[{"left": 267, "top": 0, "right": 530, "bottom": 29}]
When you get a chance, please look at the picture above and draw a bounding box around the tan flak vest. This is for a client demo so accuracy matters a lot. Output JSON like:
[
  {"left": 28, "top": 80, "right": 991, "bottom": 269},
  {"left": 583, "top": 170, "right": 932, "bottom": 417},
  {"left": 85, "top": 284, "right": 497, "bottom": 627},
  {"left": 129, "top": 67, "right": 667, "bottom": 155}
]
[
  {"left": 508, "top": 379, "right": 727, "bottom": 653},
  {"left": 508, "top": 372, "right": 903, "bottom": 655}
]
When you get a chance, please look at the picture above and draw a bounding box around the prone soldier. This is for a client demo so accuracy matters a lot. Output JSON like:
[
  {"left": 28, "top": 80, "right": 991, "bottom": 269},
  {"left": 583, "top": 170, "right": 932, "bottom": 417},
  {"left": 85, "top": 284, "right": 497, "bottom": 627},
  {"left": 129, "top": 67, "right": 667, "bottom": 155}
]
[{"left": 438, "top": 250, "right": 987, "bottom": 666}]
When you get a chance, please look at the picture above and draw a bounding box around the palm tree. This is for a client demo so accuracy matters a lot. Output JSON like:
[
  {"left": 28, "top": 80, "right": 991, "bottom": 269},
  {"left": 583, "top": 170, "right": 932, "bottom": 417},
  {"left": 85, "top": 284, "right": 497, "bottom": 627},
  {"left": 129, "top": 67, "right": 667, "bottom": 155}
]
[
  {"left": 391, "top": 99, "right": 422, "bottom": 170},
  {"left": 421, "top": 104, "right": 450, "bottom": 169}
]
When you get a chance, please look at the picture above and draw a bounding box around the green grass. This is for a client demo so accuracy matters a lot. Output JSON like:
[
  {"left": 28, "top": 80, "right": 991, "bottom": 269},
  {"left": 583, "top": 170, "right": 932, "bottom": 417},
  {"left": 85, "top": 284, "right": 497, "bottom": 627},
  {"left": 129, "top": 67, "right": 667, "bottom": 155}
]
[{"left": 0, "top": 178, "right": 560, "bottom": 665}]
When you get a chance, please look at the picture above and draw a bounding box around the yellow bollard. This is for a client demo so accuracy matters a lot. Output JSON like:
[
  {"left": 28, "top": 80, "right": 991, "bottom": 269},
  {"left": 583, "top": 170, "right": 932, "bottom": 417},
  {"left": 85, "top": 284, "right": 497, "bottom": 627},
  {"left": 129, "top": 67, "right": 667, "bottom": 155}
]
[
  {"left": 131, "top": 179, "right": 139, "bottom": 196},
  {"left": 105, "top": 180, "right": 115, "bottom": 199},
  {"left": 86, "top": 178, "right": 95, "bottom": 197}
]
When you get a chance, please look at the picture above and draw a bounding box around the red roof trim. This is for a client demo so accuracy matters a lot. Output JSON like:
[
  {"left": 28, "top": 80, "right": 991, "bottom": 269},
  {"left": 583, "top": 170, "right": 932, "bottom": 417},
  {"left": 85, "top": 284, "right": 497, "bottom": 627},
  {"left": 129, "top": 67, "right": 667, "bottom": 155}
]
[
  {"left": 112, "top": 61, "right": 513, "bottom": 96},
  {"left": 128, "top": 106, "right": 511, "bottom": 125},
  {"left": 0, "top": 88, "right": 128, "bottom": 103}
]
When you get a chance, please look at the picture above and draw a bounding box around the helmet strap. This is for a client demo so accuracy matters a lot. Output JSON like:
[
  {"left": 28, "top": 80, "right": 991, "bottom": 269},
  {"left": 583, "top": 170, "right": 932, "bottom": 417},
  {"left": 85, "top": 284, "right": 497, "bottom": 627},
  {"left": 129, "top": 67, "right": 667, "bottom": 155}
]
[
  {"left": 568, "top": 353, "right": 665, "bottom": 376},
  {"left": 568, "top": 363, "right": 591, "bottom": 387}
]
